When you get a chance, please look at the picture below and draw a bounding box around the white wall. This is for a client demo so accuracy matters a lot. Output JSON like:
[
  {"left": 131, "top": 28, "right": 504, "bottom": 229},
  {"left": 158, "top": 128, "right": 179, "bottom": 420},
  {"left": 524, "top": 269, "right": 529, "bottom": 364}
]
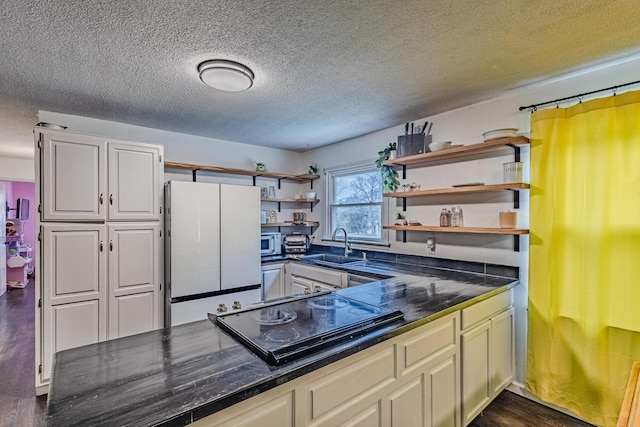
[
  {"left": 0, "top": 156, "right": 34, "bottom": 182},
  {"left": 302, "top": 54, "right": 640, "bottom": 386}
]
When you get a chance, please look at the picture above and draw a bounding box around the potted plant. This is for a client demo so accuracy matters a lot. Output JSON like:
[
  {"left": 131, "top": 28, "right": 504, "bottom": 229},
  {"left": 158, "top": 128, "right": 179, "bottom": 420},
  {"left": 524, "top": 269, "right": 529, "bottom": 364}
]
[
  {"left": 255, "top": 162, "right": 266, "bottom": 172},
  {"left": 375, "top": 144, "right": 400, "bottom": 193},
  {"left": 394, "top": 212, "right": 408, "bottom": 225},
  {"left": 388, "top": 142, "right": 397, "bottom": 160},
  {"left": 308, "top": 163, "right": 318, "bottom": 174}
]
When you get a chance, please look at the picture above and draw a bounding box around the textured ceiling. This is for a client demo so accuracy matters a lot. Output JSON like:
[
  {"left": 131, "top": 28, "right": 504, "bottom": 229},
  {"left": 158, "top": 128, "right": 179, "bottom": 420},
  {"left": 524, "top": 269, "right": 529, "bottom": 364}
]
[{"left": 1, "top": 0, "right": 640, "bottom": 156}]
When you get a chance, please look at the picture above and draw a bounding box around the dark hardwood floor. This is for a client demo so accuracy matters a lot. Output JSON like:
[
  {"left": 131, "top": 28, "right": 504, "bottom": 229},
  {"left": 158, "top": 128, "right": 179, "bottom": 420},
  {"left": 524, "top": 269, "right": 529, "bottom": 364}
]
[
  {"left": 470, "top": 389, "right": 595, "bottom": 427},
  {"left": 0, "top": 278, "right": 47, "bottom": 427},
  {"left": 0, "top": 278, "right": 593, "bottom": 427}
]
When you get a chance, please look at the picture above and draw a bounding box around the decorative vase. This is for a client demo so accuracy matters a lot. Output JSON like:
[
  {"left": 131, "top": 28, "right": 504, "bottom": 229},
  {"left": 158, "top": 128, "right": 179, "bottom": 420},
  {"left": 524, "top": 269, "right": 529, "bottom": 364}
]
[{"left": 388, "top": 149, "right": 397, "bottom": 160}]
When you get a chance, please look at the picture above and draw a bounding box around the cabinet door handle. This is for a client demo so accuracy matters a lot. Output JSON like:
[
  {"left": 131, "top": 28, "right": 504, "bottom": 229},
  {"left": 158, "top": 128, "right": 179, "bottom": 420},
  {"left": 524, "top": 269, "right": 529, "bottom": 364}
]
[
  {"left": 99, "top": 241, "right": 104, "bottom": 252},
  {"left": 109, "top": 240, "right": 113, "bottom": 251},
  {"left": 99, "top": 193, "right": 104, "bottom": 205},
  {"left": 109, "top": 194, "right": 113, "bottom": 205}
]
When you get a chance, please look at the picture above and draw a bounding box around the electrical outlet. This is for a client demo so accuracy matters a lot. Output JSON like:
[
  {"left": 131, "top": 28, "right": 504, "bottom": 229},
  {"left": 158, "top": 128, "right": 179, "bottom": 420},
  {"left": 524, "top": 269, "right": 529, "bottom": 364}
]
[{"left": 426, "top": 238, "right": 436, "bottom": 254}]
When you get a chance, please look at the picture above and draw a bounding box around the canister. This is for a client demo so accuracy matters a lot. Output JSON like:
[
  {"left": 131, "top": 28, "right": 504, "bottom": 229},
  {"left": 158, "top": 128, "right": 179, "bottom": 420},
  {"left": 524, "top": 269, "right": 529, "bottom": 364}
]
[{"left": 503, "top": 162, "right": 523, "bottom": 183}]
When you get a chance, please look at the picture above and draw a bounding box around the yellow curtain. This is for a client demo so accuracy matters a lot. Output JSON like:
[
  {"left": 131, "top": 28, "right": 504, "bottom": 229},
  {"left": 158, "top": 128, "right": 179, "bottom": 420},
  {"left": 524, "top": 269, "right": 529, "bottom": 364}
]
[{"left": 527, "top": 90, "right": 640, "bottom": 426}]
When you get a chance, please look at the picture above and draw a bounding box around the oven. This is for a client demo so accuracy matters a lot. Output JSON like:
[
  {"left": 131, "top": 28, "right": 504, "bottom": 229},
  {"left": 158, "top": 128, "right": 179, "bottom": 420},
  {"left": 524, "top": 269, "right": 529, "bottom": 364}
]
[{"left": 261, "top": 232, "right": 282, "bottom": 256}]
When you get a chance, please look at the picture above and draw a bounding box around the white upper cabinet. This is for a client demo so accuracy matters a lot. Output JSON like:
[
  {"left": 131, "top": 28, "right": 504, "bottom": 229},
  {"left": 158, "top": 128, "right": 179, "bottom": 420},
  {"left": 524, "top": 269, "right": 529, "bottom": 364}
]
[
  {"left": 108, "top": 143, "right": 161, "bottom": 221},
  {"left": 41, "top": 131, "right": 107, "bottom": 221},
  {"left": 39, "top": 129, "right": 162, "bottom": 222}
]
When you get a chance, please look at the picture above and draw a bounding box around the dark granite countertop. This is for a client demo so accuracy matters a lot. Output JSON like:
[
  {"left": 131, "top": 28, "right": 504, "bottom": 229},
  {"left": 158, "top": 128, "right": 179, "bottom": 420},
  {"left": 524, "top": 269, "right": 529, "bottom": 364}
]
[{"left": 46, "top": 261, "right": 518, "bottom": 427}]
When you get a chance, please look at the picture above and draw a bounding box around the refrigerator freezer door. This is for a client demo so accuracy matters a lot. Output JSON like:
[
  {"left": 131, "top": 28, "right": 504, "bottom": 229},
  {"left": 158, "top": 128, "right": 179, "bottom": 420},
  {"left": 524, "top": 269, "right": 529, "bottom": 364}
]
[
  {"left": 168, "top": 181, "right": 221, "bottom": 298},
  {"left": 220, "top": 185, "right": 261, "bottom": 290}
]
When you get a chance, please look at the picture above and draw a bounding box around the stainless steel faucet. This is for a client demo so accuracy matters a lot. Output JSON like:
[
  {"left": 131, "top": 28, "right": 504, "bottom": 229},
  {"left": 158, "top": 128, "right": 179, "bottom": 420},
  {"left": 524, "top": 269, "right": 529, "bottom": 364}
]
[{"left": 331, "top": 227, "right": 352, "bottom": 257}]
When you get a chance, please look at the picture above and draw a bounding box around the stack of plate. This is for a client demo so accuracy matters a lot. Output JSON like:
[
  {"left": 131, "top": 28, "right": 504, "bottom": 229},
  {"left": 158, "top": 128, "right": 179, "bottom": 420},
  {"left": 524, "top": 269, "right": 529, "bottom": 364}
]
[{"left": 483, "top": 128, "right": 518, "bottom": 141}]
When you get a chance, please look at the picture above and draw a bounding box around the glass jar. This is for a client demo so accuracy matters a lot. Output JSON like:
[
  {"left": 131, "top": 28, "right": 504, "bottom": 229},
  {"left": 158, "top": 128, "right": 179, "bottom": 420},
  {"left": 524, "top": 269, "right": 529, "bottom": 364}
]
[
  {"left": 439, "top": 208, "right": 451, "bottom": 227},
  {"left": 451, "top": 207, "right": 464, "bottom": 227}
]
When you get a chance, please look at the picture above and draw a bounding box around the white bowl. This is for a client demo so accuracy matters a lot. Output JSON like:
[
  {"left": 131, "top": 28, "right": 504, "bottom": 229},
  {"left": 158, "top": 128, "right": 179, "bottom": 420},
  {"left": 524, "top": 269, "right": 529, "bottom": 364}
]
[
  {"left": 483, "top": 128, "right": 518, "bottom": 141},
  {"left": 305, "top": 192, "right": 316, "bottom": 200},
  {"left": 429, "top": 141, "right": 452, "bottom": 152}
]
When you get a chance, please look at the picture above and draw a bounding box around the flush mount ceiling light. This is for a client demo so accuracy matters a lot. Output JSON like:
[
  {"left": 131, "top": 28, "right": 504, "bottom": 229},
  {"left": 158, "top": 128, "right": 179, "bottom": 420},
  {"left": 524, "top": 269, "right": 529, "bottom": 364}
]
[{"left": 198, "top": 60, "right": 254, "bottom": 92}]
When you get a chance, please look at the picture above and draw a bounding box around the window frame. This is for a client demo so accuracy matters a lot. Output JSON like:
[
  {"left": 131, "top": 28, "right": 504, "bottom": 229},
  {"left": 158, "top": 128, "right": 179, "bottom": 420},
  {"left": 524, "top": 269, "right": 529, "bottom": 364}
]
[{"left": 323, "top": 162, "right": 389, "bottom": 246}]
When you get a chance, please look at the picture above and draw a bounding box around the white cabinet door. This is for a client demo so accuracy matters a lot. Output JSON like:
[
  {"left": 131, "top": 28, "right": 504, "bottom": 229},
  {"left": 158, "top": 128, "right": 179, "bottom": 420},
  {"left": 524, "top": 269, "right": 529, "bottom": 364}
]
[
  {"left": 461, "top": 319, "right": 491, "bottom": 426},
  {"left": 490, "top": 308, "right": 515, "bottom": 396},
  {"left": 41, "top": 130, "right": 106, "bottom": 221},
  {"left": 108, "top": 143, "right": 161, "bottom": 221},
  {"left": 290, "top": 276, "right": 313, "bottom": 295},
  {"left": 220, "top": 184, "right": 260, "bottom": 290},
  {"left": 41, "top": 223, "right": 107, "bottom": 381},
  {"left": 261, "top": 263, "right": 284, "bottom": 301},
  {"left": 108, "top": 223, "right": 160, "bottom": 339},
  {"left": 424, "top": 354, "right": 459, "bottom": 427},
  {"left": 110, "top": 292, "right": 156, "bottom": 339}
]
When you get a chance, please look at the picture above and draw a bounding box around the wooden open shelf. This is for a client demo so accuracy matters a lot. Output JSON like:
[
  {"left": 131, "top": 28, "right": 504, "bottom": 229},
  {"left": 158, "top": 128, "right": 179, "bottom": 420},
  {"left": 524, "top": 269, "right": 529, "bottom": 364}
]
[
  {"left": 383, "top": 225, "right": 528, "bottom": 235},
  {"left": 262, "top": 221, "right": 320, "bottom": 228},
  {"left": 261, "top": 198, "right": 319, "bottom": 203},
  {"left": 383, "top": 183, "right": 529, "bottom": 198},
  {"left": 164, "top": 161, "right": 320, "bottom": 184},
  {"left": 383, "top": 136, "right": 529, "bottom": 167}
]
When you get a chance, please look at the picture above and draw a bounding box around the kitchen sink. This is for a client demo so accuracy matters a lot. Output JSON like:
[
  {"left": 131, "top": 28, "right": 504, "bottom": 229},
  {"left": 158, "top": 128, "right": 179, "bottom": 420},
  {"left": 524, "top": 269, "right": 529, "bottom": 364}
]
[{"left": 299, "top": 253, "right": 362, "bottom": 265}]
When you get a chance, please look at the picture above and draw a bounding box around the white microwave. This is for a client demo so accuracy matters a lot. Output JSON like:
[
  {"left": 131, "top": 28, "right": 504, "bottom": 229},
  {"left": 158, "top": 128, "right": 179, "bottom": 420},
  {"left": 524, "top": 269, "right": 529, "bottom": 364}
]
[{"left": 260, "top": 232, "right": 282, "bottom": 256}]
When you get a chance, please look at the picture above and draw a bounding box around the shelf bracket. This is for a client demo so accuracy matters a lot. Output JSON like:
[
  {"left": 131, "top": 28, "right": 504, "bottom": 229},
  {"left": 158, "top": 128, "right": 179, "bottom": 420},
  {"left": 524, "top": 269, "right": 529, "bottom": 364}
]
[
  {"left": 310, "top": 179, "right": 314, "bottom": 190},
  {"left": 513, "top": 235, "right": 520, "bottom": 252},
  {"left": 253, "top": 176, "right": 257, "bottom": 186},
  {"left": 402, "top": 197, "right": 406, "bottom": 212},
  {"left": 277, "top": 202, "right": 281, "bottom": 212},
  {"left": 402, "top": 230, "right": 407, "bottom": 243},
  {"left": 506, "top": 144, "right": 521, "bottom": 162},
  {"left": 192, "top": 170, "right": 197, "bottom": 182},
  {"left": 310, "top": 202, "right": 313, "bottom": 212},
  {"left": 277, "top": 179, "right": 282, "bottom": 189},
  {"left": 512, "top": 190, "right": 520, "bottom": 209},
  {"left": 402, "top": 165, "right": 407, "bottom": 180}
]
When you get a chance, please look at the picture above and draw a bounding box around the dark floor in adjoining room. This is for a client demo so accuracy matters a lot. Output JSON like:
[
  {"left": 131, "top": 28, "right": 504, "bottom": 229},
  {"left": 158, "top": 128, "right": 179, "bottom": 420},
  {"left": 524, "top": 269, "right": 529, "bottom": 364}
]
[
  {"left": 0, "top": 278, "right": 47, "bottom": 427},
  {"left": 0, "top": 278, "right": 594, "bottom": 427}
]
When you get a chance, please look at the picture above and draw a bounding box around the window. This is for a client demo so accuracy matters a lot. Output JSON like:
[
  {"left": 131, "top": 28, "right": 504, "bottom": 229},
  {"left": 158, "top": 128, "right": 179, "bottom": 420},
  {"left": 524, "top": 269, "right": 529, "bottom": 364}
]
[{"left": 324, "top": 163, "right": 387, "bottom": 245}]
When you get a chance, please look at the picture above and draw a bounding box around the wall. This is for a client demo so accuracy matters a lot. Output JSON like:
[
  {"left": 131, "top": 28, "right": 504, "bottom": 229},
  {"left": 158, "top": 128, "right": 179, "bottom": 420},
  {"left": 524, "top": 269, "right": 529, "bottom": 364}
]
[
  {"left": 11, "top": 181, "right": 35, "bottom": 267},
  {"left": 0, "top": 157, "right": 34, "bottom": 182},
  {"left": 302, "top": 54, "right": 640, "bottom": 387}
]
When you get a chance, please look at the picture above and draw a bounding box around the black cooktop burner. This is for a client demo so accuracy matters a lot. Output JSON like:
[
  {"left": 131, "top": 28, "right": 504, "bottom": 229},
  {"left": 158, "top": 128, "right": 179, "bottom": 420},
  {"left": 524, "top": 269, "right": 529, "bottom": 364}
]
[{"left": 210, "top": 292, "right": 403, "bottom": 365}]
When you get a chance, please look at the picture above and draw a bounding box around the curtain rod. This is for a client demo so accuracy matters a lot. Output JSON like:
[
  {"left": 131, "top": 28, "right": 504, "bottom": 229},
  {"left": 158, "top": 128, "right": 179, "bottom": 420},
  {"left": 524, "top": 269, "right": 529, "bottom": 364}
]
[{"left": 518, "top": 79, "right": 640, "bottom": 112}]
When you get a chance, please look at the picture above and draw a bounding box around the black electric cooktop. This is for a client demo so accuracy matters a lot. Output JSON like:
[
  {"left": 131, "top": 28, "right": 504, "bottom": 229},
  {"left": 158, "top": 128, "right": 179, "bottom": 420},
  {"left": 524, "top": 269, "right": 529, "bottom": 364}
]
[{"left": 209, "top": 292, "right": 404, "bottom": 365}]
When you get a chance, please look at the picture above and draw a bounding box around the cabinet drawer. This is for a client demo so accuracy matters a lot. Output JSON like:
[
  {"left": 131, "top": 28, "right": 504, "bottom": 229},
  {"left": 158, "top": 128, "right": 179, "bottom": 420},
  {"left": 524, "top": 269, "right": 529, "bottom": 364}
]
[
  {"left": 401, "top": 312, "right": 458, "bottom": 374},
  {"left": 290, "top": 263, "right": 345, "bottom": 287},
  {"left": 308, "top": 347, "right": 395, "bottom": 419},
  {"left": 461, "top": 289, "right": 513, "bottom": 330}
]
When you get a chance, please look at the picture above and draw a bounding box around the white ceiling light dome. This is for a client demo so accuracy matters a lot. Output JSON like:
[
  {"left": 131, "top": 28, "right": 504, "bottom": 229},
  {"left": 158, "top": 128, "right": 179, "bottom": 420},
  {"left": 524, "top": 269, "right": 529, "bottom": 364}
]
[{"left": 198, "top": 60, "right": 255, "bottom": 92}]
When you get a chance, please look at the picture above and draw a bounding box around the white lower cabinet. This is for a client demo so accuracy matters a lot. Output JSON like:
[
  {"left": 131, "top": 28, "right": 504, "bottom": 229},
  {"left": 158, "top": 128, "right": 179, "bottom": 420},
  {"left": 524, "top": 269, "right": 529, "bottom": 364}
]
[
  {"left": 287, "top": 263, "right": 346, "bottom": 296},
  {"left": 460, "top": 290, "right": 515, "bottom": 426},
  {"left": 108, "top": 222, "right": 160, "bottom": 339},
  {"left": 40, "top": 222, "right": 160, "bottom": 383},
  {"left": 199, "top": 311, "right": 461, "bottom": 427},
  {"left": 261, "top": 263, "right": 285, "bottom": 301}
]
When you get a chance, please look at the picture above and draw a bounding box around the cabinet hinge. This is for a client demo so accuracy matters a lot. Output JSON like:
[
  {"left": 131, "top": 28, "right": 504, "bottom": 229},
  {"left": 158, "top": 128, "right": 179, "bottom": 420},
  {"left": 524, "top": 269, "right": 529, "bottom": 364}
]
[
  {"left": 159, "top": 282, "right": 162, "bottom": 291},
  {"left": 38, "top": 231, "right": 42, "bottom": 241},
  {"left": 37, "top": 133, "right": 43, "bottom": 149},
  {"left": 38, "top": 364, "right": 42, "bottom": 374},
  {"left": 159, "top": 155, "right": 162, "bottom": 163},
  {"left": 38, "top": 299, "right": 42, "bottom": 308},
  {"left": 37, "top": 204, "right": 42, "bottom": 213},
  {"left": 159, "top": 229, "right": 162, "bottom": 237},
  {"left": 159, "top": 206, "right": 162, "bottom": 214}
]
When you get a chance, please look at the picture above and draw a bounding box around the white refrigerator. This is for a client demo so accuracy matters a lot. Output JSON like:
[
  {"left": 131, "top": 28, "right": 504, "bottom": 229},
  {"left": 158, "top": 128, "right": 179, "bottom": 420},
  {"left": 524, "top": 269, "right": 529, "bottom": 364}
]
[{"left": 165, "top": 181, "right": 261, "bottom": 326}]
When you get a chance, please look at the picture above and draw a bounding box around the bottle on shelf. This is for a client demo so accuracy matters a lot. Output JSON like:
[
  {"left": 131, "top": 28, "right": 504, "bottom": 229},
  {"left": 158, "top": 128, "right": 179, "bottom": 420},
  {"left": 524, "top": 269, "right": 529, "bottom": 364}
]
[
  {"left": 451, "top": 207, "right": 464, "bottom": 227},
  {"left": 440, "top": 209, "right": 451, "bottom": 227}
]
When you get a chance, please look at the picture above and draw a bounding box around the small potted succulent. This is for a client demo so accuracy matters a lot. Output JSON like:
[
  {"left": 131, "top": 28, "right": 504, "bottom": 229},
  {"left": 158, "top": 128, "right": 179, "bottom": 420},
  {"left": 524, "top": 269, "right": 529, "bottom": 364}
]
[
  {"left": 255, "top": 162, "right": 266, "bottom": 172},
  {"left": 394, "top": 212, "right": 408, "bottom": 226},
  {"left": 308, "top": 163, "right": 318, "bottom": 175},
  {"left": 388, "top": 142, "right": 397, "bottom": 160}
]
